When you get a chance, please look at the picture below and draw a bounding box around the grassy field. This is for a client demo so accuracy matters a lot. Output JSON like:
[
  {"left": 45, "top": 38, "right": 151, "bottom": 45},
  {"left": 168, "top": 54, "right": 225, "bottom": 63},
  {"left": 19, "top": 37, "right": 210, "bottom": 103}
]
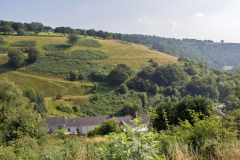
[{"left": 1, "top": 35, "right": 178, "bottom": 69}]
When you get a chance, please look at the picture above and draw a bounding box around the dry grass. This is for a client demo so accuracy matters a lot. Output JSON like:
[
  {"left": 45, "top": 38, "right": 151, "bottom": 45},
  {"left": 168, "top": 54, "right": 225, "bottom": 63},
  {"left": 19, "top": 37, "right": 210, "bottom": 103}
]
[{"left": 168, "top": 141, "right": 240, "bottom": 160}]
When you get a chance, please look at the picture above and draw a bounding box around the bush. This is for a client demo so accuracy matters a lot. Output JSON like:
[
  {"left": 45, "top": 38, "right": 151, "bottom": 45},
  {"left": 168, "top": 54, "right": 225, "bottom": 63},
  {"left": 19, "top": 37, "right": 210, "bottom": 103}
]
[
  {"left": 77, "top": 39, "right": 101, "bottom": 47},
  {"left": 88, "top": 119, "right": 121, "bottom": 136},
  {"left": 90, "top": 72, "right": 106, "bottom": 82},
  {"left": 10, "top": 40, "right": 36, "bottom": 47},
  {"left": 107, "top": 64, "right": 131, "bottom": 85},
  {"left": 118, "top": 85, "right": 128, "bottom": 94},
  {"left": 25, "top": 47, "right": 40, "bottom": 63},
  {"left": 53, "top": 129, "right": 66, "bottom": 139},
  {"left": 0, "top": 47, "right": 13, "bottom": 54},
  {"left": 8, "top": 49, "right": 25, "bottom": 68},
  {"left": 56, "top": 104, "right": 73, "bottom": 113},
  {"left": 56, "top": 91, "right": 62, "bottom": 100},
  {"left": 43, "top": 44, "right": 71, "bottom": 51},
  {"left": 153, "top": 97, "right": 212, "bottom": 130}
]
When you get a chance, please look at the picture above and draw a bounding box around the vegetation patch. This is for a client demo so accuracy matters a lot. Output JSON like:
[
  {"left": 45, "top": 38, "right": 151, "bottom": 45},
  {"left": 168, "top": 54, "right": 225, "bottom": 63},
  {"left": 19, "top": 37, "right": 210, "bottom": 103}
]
[
  {"left": 47, "top": 50, "right": 108, "bottom": 60},
  {"left": 27, "top": 56, "right": 111, "bottom": 75},
  {"left": 77, "top": 39, "right": 101, "bottom": 47},
  {"left": 0, "top": 47, "right": 13, "bottom": 54},
  {"left": 43, "top": 44, "right": 71, "bottom": 51},
  {"left": 10, "top": 40, "right": 36, "bottom": 47}
]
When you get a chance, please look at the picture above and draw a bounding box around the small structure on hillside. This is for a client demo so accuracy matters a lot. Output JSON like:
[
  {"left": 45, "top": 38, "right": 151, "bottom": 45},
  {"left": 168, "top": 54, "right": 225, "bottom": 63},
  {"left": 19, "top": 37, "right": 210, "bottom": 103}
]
[{"left": 44, "top": 114, "right": 149, "bottom": 135}]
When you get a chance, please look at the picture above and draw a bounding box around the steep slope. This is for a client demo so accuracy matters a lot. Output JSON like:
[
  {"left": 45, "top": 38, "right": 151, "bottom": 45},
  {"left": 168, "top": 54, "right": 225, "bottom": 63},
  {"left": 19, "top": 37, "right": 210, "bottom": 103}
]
[{"left": 0, "top": 35, "right": 178, "bottom": 97}]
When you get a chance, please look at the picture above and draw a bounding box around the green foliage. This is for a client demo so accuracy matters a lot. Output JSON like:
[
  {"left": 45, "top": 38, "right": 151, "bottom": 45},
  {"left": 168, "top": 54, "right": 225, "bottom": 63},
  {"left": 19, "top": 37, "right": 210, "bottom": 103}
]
[
  {"left": 153, "top": 97, "right": 212, "bottom": 130},
  {"left": 118, "top": 84, "right": 128, "bottom": 94},
  {"left": 56, "top": 91, "right": 62, "bottom": 100},
  {"left": 0, "top": 47, "right": 13, "bottom": 54},
  {"left": 53, "top": 129, "right": 66, "bottom": 138},
  {"left": 43, "top": 44, "right": 71, "bottom": 51},
  {"left": 77, "top": 39, "right": 101, "bottom": 47},
  {"left": 47, "top": 50, "right": 108, "bottom": 60},
  {"left": 174, "top": 115, "right": 237, "bottom": 155},
  {"left": 0, "top": 36, "right": 6, "bottom": 45},
  {"left": 56, "top": 104, "right": 73, "bottom": 113},
  {"left": 90, "top": 71, "right": 107, "bottom": 82},
  {"left": 67, "top": 33, "right": 79, "bottom": 45},
  {"left": 0, "top": 80, "right": 46, "bottom": 143},
  {"left": 94, "top": 118, "right": 161, "bottom": 160},
  {"left": 107, "top": 64, "right": 132, "bottom": 85},
  {"left": 26, "top": 47, "right": 40, "bottom": 63},
  {"left": 88, "top": 119, "right": 121, "bottom": 136},
  {"left": 10, "top": 40, "right": 36, "bottom": 47},
  {"left": 34, "top": 92, "right": 47, "bottom": 115},
  {"left": 7, "top": 49, "right": 25, "bottom": 68},
  {"left": 0, "top": 25, "right": 14, "bottom": 34},
  {"left": 27, "top": 56, "right": 110, "bottom": 76},
  {"left": 24, "top": 88, "right": 37, "bottom": 102},
  {"left": 153, "top": 64, "right": 189, "bottom": 86},
  {"left": 117, "top": 104, "right": 143, "bottom": 116}
]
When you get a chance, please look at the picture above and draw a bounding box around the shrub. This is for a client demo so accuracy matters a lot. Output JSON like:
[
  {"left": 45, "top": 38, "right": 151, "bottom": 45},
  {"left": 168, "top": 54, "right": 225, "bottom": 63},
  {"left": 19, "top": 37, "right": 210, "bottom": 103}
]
[
  {"left": 56, "top": 104, "right": 73, "bottom": 113},
  {"left": 118, "top": 85, "right": 128, "bottom": 94},
  {"left": 8, "top": 49, "right": 25, "bottom": 68},
  {"left": 0, "top": 47, "right": 13, "bottom": 54},
  {"left": 88, "top": 119, "right": 121, "bottom": 136},
  {"left": 43, "top": 44, "right": 71, "bottom": 51},
  {"left": 53, "top": 129, "right": 66, "bottom": 139},
  {"left": 107, "top": 64, "right": 131, "bottom": 85},
  {"left": 11, "top": 40, "right": 36, "bottom": 47},
  {"left": 77, "top": 39, "right": 101, "bottom": 47},
  {"left": 153, "top": 97, "right": 212, "bottom": 131},
  {"left": 25, "top": 47, "right": 40, "bottom": 63},
  {"left": 90, "top": 72, "right": 106, "bottom": 82},
  {"left": 67, "top": 33, "right": 79, "bottom": 45},
  {"left": 56, "top": 91, "right": 63, "bottom": 100}
]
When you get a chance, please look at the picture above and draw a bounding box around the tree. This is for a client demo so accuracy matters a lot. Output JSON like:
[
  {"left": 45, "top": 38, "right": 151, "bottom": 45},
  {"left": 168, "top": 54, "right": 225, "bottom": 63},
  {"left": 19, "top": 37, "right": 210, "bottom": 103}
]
[
  {"left": 0, "top": 80, "right": 46, "bottom": 142},
  {"left": 26, "top": 47, "right": 40, "bottom": 63},
  {"left": 34, "top": 92, "right": 47, "bottom": 115},
  {"left": 30, "top": 22, "right": 44, "bottom": 35},
  {"left": 153, "top": 97, "right": 212, "bottom": 131},
  {"left": 107, "top": 64, "right": 131, "bottom": 85},
  {"left": 24, "top": 88, "right": 37, "bottom": 102},
  {"left": 8, "top": 50, "right": 25, "bottom": 68},
  {"left": 0, "top": 25, "right": 14, "bottom": 34},
  {"left": 67, "top": 33, "right": 79, "bottom": 45},
  {"left": 16, "top": 28, "right": 25, "bottom": 36},
  {"left": 11, "top": 22, "right": 24, "bottom": 32}
]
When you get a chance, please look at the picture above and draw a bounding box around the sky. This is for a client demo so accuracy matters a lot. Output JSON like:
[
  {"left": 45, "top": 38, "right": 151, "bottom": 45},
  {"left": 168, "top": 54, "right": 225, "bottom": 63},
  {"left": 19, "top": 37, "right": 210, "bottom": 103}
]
[{"left": 1, "top": 0, "right": 240, "bottom": 42}]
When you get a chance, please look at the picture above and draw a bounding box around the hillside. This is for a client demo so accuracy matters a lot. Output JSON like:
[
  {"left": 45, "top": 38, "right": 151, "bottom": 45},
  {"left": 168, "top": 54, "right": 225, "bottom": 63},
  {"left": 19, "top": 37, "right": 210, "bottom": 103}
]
[
  {"left": 0, "top": 35, "right": 178, "bottom": 117},
  {"left": 108, "top": 34, "right": 240, "bottom": 69}
]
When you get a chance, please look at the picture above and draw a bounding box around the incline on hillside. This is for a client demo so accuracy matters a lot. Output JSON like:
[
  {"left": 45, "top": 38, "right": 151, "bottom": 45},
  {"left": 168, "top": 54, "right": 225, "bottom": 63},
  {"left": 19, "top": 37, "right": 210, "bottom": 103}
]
[{"left": 0, "top": 35, "right": 178, "bottom": 97}]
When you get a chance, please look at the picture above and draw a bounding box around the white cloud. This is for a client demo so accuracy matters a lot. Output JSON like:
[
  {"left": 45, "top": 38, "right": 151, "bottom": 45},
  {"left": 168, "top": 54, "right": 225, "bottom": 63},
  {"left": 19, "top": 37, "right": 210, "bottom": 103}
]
[
  {"left": 170, "top": 22, "right": 178, "bottom": 29},
  {"left": 137, "top": 16, "right": 159, "bottom": 25},
  {"left": 193, "top": 12, "right": 205, "bottom": 18}
]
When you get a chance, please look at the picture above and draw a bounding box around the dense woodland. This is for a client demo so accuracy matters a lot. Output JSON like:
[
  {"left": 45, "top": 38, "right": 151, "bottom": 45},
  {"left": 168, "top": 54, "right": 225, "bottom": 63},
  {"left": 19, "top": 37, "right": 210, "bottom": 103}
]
[{"left": 1, "top": 20, "right": 240, "bottom": 159}]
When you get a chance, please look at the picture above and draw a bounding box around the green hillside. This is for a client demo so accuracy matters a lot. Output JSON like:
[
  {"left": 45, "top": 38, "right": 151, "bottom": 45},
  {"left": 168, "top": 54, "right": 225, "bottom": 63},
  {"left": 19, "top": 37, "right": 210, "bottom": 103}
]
[{"left": 0, "top": 35, "right": 178, "bottom": 116}]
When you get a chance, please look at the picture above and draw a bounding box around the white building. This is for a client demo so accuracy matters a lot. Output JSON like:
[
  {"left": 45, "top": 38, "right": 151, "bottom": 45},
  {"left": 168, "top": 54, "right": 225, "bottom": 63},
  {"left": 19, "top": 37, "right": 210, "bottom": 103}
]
[{"left": 45, "top": 114, "right": 149, "bottom": 135}]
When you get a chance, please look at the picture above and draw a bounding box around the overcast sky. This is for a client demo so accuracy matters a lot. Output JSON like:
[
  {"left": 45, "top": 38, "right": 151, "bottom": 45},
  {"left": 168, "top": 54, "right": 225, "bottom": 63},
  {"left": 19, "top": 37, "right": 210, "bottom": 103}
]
[{"left": 1, "top": 0, "right": 240, "bottom": 42}]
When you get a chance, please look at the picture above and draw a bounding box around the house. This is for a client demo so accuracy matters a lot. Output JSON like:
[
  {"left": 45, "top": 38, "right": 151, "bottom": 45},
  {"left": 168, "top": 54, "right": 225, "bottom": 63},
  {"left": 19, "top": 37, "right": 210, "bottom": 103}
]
[{"left": 44, "top": 114, "right": 149, "bottom": 135}]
